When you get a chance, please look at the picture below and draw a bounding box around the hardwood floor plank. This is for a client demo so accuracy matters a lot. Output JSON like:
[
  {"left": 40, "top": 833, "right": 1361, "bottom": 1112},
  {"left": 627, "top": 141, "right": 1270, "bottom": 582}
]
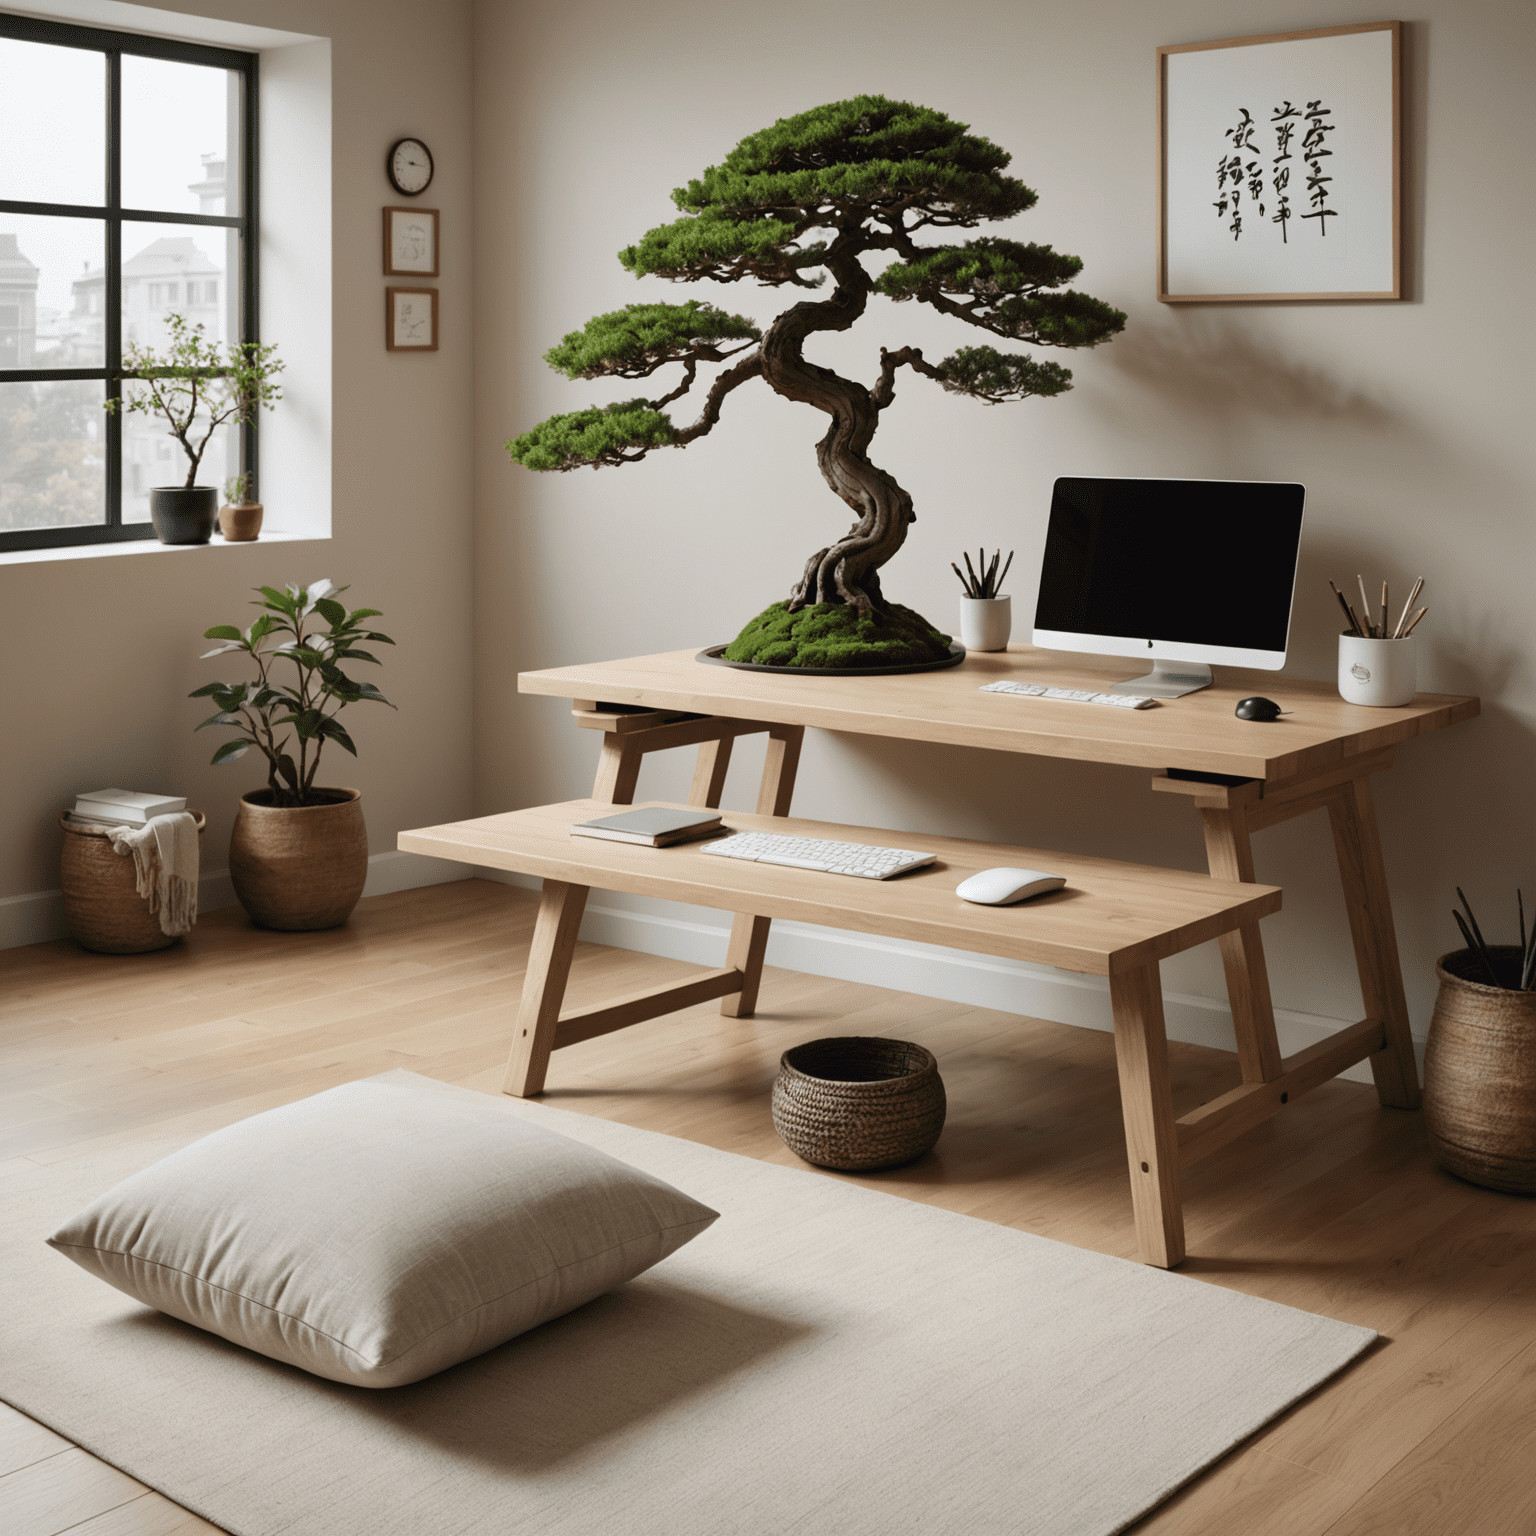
[
  {"left": 0, "top": 1447, "right": 146, "bottom": 1536},
  {"left": 0, "top": 1404, "right": 72, "bottom": 1478},
  {"left": 63, "top": 1490, "right": 225, "bottom": 1534}
]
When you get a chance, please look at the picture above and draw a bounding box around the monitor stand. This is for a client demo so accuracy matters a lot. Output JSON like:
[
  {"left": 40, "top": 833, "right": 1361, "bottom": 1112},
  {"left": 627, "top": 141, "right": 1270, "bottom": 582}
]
[{"left": 1110, "top": 659, "right": 1214, "bottom": 699}]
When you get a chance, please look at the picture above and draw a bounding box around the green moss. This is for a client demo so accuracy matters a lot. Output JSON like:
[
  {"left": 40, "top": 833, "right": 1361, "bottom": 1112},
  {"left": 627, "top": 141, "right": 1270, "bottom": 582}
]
[{"left": 723, "top": 600, "right": 952, "bottom": 669}]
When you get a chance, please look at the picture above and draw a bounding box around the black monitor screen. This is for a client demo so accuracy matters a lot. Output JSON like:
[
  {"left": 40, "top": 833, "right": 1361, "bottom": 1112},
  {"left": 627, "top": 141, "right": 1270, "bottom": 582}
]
[{"left": 1033, "top": 477, "right": 1305, "bottom": 654}]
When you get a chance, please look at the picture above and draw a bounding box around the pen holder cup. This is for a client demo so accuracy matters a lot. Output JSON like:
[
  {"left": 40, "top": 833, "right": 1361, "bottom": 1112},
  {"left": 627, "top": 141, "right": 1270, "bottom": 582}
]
[
  {"left": 1338, "top": 633, "right": 1416, "bottom": 707},
  {"left": 959, "top": 595, "right": 1011, "bottom": 653}
]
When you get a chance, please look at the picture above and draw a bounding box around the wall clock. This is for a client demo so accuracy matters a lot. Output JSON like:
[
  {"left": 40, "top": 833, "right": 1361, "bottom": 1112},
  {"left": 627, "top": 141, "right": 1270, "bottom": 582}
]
[{"left": 386, "top": 137, "right": 434, "bottom": 197}]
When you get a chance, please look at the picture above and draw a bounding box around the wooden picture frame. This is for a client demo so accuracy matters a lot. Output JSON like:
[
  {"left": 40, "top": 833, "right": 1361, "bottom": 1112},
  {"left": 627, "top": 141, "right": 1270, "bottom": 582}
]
[
  {"left": 383, "top": 206, "right": 439, "bottom": 277},
  {"left": 385, "top": 287, "right": 438, "bottom": 351},
  {"left": 1157, "top": 21, "right": 1401, "bottom": 303}
]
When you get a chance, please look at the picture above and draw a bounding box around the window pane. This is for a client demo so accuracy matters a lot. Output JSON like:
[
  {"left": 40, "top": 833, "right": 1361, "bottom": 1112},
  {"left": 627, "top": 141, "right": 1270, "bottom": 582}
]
[
  {"left": 121, "top": 56, "right": 239, "bottom": 215},
  {"left": 121, "top": 220, "right": 239, "bottom": 348},
  {"left": 0, "top": 379, "right": 105, "bottom": 531},
  {"left": 0, "top": 215, "right": 106, "bottom": 367},
  {"left": 0, "top": 39, "right": 105, "bottom": 206}
]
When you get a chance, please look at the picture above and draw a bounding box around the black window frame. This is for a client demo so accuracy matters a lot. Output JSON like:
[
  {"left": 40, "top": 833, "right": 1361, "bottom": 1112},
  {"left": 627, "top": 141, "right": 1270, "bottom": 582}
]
[{"left": 0, "top": 11, "right": 258, "bottom": 553}]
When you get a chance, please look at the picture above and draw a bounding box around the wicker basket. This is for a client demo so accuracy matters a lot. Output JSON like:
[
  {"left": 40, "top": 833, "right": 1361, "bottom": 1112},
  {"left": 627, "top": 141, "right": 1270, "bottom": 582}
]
[
  {"left": 771, "top": 1036, "right": 946, "bottom": 1172},
  {"left": 59, "top": 810, "right": 206, "bottom": 954},
  {"left": 1424, "top": 947, "right": 1536, "bottom": 1193}
]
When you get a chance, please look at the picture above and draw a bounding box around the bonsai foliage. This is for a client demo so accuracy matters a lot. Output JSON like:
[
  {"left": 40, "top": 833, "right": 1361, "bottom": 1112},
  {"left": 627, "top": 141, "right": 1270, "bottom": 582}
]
[
  {"left": 192, "top": 580, "right": 394, "bottom": 808},
  {"left": 106, "top": 314, "right": 284, "bottom": 489},
  {"left": 507, "top": 97, "right": 1125, "bottom": 658}
]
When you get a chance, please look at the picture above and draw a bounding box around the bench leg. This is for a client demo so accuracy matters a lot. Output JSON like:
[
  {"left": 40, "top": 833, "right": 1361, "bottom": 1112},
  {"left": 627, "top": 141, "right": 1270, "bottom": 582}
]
[
  {"left": 1199, "top": 806, "right": 1284, "bottom": 1084},
  {"left": 720, "top": 725, "right": 804, "bottom": 1018},
  {"left": 689, "top": 736, "right": 734, "bottom": 808},
  {"left": 1328, "top": 776, "right": 1421, "bottom": 1109},
  {"left": 504, "top": 879, "right": 589, "bottom": 1098},
  {"left": 1109, "top": 962, "right": 1185, "bottom": 1268}
]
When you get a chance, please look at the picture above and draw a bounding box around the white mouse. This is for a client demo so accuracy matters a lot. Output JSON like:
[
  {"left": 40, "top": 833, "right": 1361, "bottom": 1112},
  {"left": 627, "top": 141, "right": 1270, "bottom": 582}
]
[{"left": 955, "top": 867, "right": 1067, "bottom": 906}]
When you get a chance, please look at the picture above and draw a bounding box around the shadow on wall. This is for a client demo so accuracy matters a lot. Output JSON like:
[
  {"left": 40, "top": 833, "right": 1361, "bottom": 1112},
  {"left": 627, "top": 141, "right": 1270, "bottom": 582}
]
[{"left": 1102, "top": 312, "right": 1397, "bottom": 433}]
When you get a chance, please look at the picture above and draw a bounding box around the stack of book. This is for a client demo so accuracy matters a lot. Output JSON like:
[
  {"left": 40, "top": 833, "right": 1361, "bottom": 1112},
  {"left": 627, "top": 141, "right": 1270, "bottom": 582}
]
[
  {"left": 569, "top": 807, "right": 725, "bottom": 847},
  {"left": 70, "top": 789, "right": 188, "bottom": 828}
]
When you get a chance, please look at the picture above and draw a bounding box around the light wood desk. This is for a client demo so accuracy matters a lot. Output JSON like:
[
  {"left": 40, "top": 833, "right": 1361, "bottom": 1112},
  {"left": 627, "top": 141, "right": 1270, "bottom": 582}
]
[{"left": 519, "top": 644, "right": 1479, "bottom": 1118}]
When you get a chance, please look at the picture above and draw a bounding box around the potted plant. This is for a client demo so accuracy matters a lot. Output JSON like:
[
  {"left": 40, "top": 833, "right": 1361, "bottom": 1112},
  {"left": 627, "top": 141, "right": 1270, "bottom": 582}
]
[
  {"left": 506, "top": 96, "right": 1124, "bottom": 672},
  {"left": 219, "top": 472, "right": 263, "bottom": 542},
  {"left": 193, "top": 580, "right": 395, "bottom": 930},
  {"left": 1423, "top": 889, "right": 1536, "bottom": 1192},
  {"left": 107, "top": 314, "right": 283, "bottom": 546}
]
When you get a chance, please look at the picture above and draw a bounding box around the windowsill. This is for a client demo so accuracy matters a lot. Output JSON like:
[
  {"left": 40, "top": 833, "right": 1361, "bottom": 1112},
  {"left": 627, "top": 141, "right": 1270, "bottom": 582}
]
[{"left": 0, "top": 528, "right": 327, "bottom": 566}]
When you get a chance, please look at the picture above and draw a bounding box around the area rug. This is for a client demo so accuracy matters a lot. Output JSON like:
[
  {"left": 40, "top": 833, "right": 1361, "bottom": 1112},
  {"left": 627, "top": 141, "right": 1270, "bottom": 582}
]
[{"left": 0, "top": 1087, "right": 1374, "bottom": 1536}]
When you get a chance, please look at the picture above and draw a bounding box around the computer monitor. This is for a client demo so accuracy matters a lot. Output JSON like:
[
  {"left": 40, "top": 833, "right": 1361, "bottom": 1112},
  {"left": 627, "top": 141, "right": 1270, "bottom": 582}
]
[{"left": 1031, "top": 476, "right": 1306, "bottom": 698}]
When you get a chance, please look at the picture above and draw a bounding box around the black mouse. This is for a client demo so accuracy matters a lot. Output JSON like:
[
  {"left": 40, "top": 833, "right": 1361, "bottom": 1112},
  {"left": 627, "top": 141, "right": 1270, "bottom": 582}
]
[{"left": 1235, "top": 696, "right": 1282, "bottom": 722}]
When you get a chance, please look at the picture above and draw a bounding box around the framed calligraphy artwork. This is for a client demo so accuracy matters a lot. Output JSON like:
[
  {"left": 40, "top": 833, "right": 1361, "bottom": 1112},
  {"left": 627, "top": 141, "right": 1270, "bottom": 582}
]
[{"left": 1158, "top": 21, "right": 1401, "bottom": 302}]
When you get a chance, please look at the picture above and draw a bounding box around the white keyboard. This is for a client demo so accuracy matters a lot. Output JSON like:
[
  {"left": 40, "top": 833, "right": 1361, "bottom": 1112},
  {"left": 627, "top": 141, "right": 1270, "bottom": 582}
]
[
  {"left": 702, "top": 831, "right": 935, "bottom": 880},
  {"left": 980, "top": 681, "right": 1157, "bottom": 710}
]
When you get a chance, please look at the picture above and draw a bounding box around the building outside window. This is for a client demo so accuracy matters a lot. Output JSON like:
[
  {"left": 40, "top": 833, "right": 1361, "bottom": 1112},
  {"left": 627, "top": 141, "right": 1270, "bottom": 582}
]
[{"left": 0, "top": 14, "right": 256, "bottom": 552}]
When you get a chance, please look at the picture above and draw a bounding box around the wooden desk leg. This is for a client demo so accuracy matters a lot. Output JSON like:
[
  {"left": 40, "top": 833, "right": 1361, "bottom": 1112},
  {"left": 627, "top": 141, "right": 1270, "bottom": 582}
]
[
  {"left": 721, "top": 725, "right": 805, "bottom": 1019},
  {"left": 592, "top": 736, "right": 643, "bottom": 805},
  {"left": 689, "top": 736, "right": 735, "bottom": 808},
  {"left": 1199, "top": 806, "right": 1284, "bottom": 1084},
  {"left": 504, "top": 879, "right": 590, "bottom": 1098},
  {"left": 1110, "top": 962, "right": 1185, "bottom": 1268},
  {"left": 1328, "top": 775, "right": 1421, "bottom": 1109}
]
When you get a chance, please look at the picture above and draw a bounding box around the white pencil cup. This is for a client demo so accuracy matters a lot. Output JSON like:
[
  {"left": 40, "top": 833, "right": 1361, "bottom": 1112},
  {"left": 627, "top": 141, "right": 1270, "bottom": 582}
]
[
  {"left": 1338, "top": 634, "right": 1417, "bottom": 707},
  {"left": 960, "top": 595, "right": 1011, "bottom": 652}
]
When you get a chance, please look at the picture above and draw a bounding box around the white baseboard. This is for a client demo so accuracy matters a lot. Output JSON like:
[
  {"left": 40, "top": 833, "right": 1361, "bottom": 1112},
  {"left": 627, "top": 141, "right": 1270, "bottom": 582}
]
[
  {"left": 476, "top": 869, "right": 1426, "bottom": 1086},
  {"left": 0, "top": 850, "right": 470, "bottom": 951}
]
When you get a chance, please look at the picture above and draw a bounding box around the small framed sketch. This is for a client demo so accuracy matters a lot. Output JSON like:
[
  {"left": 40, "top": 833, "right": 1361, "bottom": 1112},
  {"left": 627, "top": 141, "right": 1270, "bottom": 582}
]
[
  {"left": 383, "top": 206, "right": 439, "bottom": 277},
  {"left": 1158, "top": 21, "right": 1401, "bottom": 302},
  {"left": 386, "top": 287, "right": 438, "bottom": 351}
]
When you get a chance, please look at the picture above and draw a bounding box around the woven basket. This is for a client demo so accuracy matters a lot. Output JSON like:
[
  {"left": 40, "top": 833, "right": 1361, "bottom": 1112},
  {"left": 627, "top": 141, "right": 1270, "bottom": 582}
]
[
  {"left": 772, "top": 1036, "right": 946, "bottom": 1172},
  {"left": 1424, "top": 947, "right": 1536, "bottom": 1193},
  {"left": 59, "top": 810, "right": 206, "bottom": 954}
]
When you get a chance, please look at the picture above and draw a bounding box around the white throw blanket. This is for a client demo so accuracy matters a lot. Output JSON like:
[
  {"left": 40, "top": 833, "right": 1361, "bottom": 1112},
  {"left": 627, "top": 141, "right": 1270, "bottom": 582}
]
[{"left": 104, "top": 812, "right": 199, "bottom": 937}]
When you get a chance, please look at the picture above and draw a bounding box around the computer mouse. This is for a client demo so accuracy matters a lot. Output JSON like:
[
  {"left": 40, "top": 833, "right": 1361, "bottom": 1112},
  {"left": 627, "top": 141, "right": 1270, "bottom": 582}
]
[
  {"left": 955, "top": 867, "right": 1067, "bottom": 906},
  {"left": 1235, "top": 696, "right": 1282, "bottom": 722}
]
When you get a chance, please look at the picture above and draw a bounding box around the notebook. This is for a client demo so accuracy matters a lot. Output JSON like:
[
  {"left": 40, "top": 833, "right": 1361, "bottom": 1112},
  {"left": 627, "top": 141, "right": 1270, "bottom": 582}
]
[{"left": 570, "top": 807, "right": 725, "bottom": 847}]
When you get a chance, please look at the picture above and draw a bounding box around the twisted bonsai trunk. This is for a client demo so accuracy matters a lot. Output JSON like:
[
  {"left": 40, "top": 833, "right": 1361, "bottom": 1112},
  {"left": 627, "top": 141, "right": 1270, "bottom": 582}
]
[{"left": 760, "top": 236, "right": 914, "bottom": 613}]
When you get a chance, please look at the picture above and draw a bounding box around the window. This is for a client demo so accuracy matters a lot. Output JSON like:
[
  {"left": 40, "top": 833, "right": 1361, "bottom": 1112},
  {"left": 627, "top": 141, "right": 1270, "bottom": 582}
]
[{"left": 0, "top": 14, "right": 256, "bottom": 552}]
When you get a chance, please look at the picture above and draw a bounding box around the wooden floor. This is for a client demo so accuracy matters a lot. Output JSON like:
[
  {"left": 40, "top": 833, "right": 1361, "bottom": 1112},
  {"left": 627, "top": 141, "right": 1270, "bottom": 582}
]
[{"left": 3, "top": 879, "right": 1534, "bottom": 1536}]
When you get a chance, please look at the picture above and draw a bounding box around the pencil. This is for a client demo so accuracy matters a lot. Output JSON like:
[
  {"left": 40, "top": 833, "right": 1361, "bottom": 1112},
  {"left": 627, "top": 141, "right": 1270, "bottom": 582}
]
[
  {"left": 962, "top": 551, "right": 980, "bottom": 596},
  {"left": 1329, "top": 581, "right": 1363, "bottom": 636},
  {"left": 997, "top": 550, "right": 1014, "bottom": 595},
  {"left": 1401, "top": 606, "right": 1429, "bottom": 637},
  {"left": 1357, "top": 575, "right": 1376, "bottom": 637},
  {"left": 1392, "top": 577, "right": 1425, "bottom": 638},
  {"left": 1380, "top": 581, "right": 1388, "bottom": 641},
  {"left": 951, "top": 562, "right": 971, "bottom": 593}
]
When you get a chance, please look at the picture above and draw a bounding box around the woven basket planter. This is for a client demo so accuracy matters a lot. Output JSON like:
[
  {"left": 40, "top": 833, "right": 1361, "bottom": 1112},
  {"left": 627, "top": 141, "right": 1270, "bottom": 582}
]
[
  {"left": 59, "top": 810, "right": 206, "bottom": 954},
  {"left": 229, "top": 788, "right": 368, "bottom": 931},
  {"left": 1423, "top": 947, "right": 1536, "bottom": 1193},
  {"left": 772, "top": 1036, "right": 946, "bottom": 1172}
]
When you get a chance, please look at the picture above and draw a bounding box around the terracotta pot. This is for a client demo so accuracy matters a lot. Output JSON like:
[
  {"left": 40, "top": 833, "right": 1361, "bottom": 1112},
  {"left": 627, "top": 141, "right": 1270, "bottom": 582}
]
[
  {"left": 59, "top": 810, "right": 206, "bottom": 953},
  {"left": 229, "top": 788, "right": 368, "bottom": 931},
  {"left": 1423, "top": 947, "right": 1536, "bottom": 1193},
  {"left": 219, "top": 502, "right": 264, "bottom": 541}
]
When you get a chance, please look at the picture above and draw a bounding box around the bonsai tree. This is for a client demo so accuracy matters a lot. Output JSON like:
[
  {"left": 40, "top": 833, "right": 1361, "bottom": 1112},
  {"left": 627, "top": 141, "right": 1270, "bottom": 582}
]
[
  {"left": 507, "top": 96, "right": 1126, "bottom": 668},
  {"left": 106, "top": 313, "right": 284, "bottom": 489},
  {"left": 192, "top": 580, "right": 394, "bottom": 807}
]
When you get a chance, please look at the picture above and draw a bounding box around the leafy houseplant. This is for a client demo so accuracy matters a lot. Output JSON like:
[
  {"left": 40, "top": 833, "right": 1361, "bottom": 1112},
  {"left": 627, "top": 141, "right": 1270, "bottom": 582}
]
[
  {"left": 219, "top": 471, "right": 263, "bottom": 542},
  {"left": 193, "top": 580, "right": 394, "bottom": 932},
  {"left": 106, "top": 313, "right": 283, "bottom": 545},
  {"left": 507, "top": 95, "right": 1125, "bottom": 670},
  {"left": 193, "top": 579, "right": 394, "bottom": 807}
]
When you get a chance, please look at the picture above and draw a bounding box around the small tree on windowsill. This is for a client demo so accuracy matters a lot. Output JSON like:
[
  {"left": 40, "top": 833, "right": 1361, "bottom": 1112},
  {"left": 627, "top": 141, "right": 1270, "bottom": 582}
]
[{"left": 106, "top": 313, "right": 284, "bottom": 487}]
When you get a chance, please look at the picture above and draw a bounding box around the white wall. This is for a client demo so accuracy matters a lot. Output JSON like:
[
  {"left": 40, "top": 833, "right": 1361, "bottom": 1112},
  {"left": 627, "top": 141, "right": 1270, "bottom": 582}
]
[
  {"left": 473, "top": 0, "right": 1535, "bottom": 1059},
  {"left": 0, "top": 0, "right": 476, "bottom": 940}
]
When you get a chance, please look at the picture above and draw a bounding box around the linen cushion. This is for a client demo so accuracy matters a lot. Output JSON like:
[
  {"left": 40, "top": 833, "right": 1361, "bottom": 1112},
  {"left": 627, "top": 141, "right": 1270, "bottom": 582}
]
[{"left": 46, "top": 1069, "right": 719, "bottom": 1388}]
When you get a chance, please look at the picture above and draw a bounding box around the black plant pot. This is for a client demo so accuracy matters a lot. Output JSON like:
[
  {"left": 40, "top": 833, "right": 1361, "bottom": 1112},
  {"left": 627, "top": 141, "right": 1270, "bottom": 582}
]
[{"left": 149, "top": 486, "right": 218, "bottom": 545}]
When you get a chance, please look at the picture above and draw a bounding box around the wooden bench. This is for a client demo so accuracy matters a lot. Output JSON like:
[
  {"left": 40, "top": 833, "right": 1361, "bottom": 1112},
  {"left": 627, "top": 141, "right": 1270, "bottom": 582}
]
[{"left": 394, "top": 797, "right": 1401, "bottom": 1271}]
